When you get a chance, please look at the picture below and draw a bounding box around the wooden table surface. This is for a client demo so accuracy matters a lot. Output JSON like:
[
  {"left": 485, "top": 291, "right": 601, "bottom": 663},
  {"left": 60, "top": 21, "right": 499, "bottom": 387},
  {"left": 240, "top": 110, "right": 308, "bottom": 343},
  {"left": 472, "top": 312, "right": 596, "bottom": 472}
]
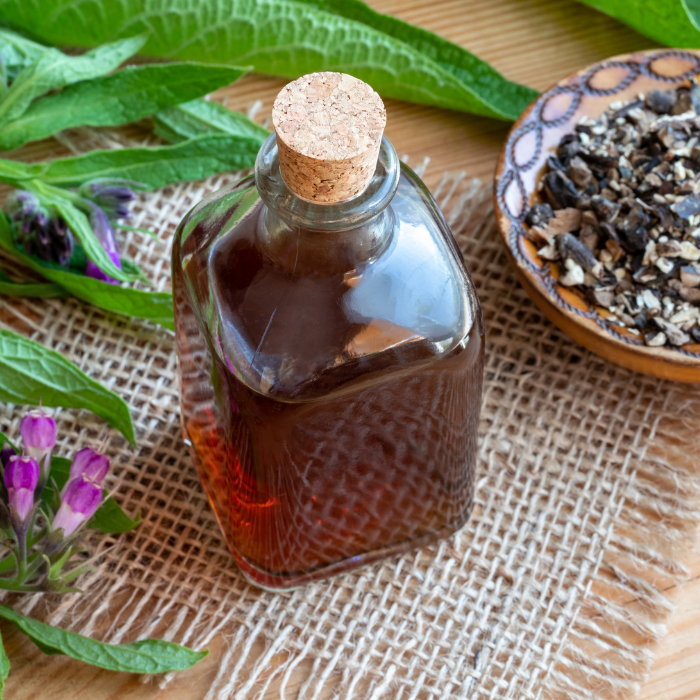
[{"left": 4, "top": 0, "right": 700, "bottom": 698}]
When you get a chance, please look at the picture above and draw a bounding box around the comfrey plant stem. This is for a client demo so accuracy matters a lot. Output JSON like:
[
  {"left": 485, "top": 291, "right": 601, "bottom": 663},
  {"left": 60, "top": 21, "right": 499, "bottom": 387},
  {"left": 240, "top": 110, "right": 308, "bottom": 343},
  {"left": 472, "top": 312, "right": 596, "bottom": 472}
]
[{"left": 16, "top": 529, "right": 26, "bottom": 581}]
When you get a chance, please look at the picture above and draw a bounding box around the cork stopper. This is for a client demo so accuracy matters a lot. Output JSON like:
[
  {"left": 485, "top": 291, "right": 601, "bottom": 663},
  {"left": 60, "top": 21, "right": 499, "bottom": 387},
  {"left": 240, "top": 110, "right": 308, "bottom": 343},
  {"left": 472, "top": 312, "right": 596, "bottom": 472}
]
[{"left": 272, "top": 72, "right": 387, "bottom": 203}]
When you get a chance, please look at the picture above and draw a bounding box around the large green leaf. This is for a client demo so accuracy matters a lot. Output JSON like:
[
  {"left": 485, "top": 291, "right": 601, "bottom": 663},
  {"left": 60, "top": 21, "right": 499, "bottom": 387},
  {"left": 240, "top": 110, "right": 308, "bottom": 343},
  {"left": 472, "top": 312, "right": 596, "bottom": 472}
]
[
  {"left": 154, "top": 99, "right": 270, "bottom": 143},
  {"left": 576, "top": 0, "right": 700, "bottom": 47},
  {"left": 0, "top": 269, "right": 66, "bottom": 297},
  {"left": 0, "top": 62, "right": 248, "bottom": 150},
  {"left": 39, "top": 134, "right": 262, "bottom": 188},
  {"left": 0, "top": 216, "right": 174, "bottom": 329},
  {"left": 0, "top": 281, "right": 65, "bottom": 297},
  {"left": 0, "top": 34, "right": 147, "bottom": 127},
  {"left": 0, "top": 0, "right": 536, "bottom": 120},
  {"left": 0, "top": 328, "right": 136, "bottom": 445},
  {"left": 0, "top": 605, "right": 206, "bottom": 673},
  {"left": 297, "top": 0, "right": 537, "bottom": 121}
]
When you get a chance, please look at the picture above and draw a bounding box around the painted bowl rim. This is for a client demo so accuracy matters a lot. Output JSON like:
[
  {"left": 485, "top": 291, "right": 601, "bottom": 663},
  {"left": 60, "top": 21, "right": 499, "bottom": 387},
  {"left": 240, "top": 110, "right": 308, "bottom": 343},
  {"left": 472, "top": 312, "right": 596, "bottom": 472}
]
[{"left": 493, "top": 48, "right": 700, "bottom": 377}]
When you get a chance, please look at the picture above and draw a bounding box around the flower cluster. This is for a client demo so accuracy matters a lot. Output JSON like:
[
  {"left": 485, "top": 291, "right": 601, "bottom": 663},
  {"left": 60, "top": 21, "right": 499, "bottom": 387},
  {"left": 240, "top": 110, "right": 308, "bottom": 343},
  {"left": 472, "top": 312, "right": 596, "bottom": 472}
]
[
  {"left": 7, "top": 191, "right": 74, "bottom": 267},
  {"left": 0, "top": 408, "right": 111, "bottom": 592},
  {"left": 6, "top": 178, "right": 139, "bottom": 285}
]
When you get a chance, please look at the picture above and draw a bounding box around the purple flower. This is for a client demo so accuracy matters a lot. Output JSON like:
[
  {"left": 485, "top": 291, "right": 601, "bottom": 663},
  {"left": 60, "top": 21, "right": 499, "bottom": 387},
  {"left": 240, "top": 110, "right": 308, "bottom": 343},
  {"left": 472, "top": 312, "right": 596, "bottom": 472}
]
[
  {"left": 4, "top": 455, "right": 39, "bottom": 522},
  {"left": 52, "top": 475, "right": 102, "bottom": 536},
  {"left": 67, "top": 447, "right": 110, "bottom": 487},
  {"left": 52, "top": 445, "right": 109, "bottom": 535},
  {"left": 7, "top": 190, "right": 74, "bottom": 268},
  {"left": 20, "top": 408, "right": 56, "bottom": 489},
  {"left": 20, "top": 408, "right": 56, "bottom": 451},
  {"left": 85, "top": 253, "right": 121, "bottom": 285},
  {"left": 79, "top": 178, "right": 139, "bottom": 220},
  {"left": 84, "top": 203, "right": 122, "bottom": 285}
]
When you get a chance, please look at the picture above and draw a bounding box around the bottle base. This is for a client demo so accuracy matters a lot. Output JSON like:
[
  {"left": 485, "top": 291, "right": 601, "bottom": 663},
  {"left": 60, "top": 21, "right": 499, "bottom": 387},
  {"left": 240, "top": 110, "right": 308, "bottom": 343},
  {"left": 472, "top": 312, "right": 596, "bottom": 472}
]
[
  {"left": 181, "top": 409, "right": 476, "bottom": 591},
  {"left": 230, "top": 506, "right": 473, "bottom": 591}
]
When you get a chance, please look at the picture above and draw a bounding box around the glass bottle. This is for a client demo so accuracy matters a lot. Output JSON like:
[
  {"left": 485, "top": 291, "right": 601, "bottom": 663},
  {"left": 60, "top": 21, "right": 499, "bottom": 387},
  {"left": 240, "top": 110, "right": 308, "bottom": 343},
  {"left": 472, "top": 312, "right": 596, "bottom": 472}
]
[{"left": 173, "top": 73, "right": 484, "bottom": 590}]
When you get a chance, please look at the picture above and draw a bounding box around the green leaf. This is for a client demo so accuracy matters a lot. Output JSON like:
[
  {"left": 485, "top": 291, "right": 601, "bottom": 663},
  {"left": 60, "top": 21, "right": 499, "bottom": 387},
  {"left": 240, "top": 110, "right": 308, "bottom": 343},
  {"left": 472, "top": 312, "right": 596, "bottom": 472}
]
[
  {"left": 45, "top": 550, "right": 72, "bottom": 581},
  {"left": 0, "top": 430, "right": 17, "bottom": 453},
  {"left": 0, "top": 34, "right": 147, "bottom": 128},
  {"left": 0, "top": 61, "right": 249, "bottom": 150},
  {"left": 0, "top": 217, "right": 174, "bottom": 329},
  {"left": 0, "top": 280, "right": 66, "bottom": 297},
  {"left": 0, "top": 604, "right": 207, "bottom": 673},
  {"left": 119, "top": 258, "right": 148, "bottom": 283},
  {"left": 154, "top": 99, "right": 270, "bottom": 143},
  {"left": 0, "top": 28, "right": 49, "bottom": 82},
  {"left": 0, "top": 628, "right": 9, "bottom": 699},
  {"left": 40, "top": 454, "right": 70, "bottom": 513},
  {"left": 0, "top": 328, "right": 136, "bottom": 445},
  {"left": 0, "top": 156, "right": 42, "bottom": 186},
  {"left": 575, "top": 0, "right": 700, "bottom": 47},
  {"left": 0, "top": 268, "right": 67, "bottom": 298},
  {"left": 43, "top": 455, "right": 71, "bottom": 489},
  {"left": 42, "top": 456, "right": 140, "bottom": 534},
  {"left": 89, "top": 496, "right": 140, "bottom": 534},
  {"left": 681, "top": 0, "right": 700, "bottom": 33},
  {"left": 296, "top": 0, "right": 538, "bottom": 121},
  {"left": 0, "top": 555, "right": 18, "bottom": 578},
  {"left": 40, "top": 134, "right": 261, "bottom": 190},
  {"left": 0, "top": 0, "right": 536, "bottom": 120}
]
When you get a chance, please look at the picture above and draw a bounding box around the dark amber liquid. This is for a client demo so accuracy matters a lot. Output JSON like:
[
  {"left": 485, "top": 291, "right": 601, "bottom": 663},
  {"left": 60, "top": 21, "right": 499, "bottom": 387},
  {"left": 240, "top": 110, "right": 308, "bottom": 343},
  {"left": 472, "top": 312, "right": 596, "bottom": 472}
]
[{"left": 174, "top": 172, "right": 484, "bottom": 589}]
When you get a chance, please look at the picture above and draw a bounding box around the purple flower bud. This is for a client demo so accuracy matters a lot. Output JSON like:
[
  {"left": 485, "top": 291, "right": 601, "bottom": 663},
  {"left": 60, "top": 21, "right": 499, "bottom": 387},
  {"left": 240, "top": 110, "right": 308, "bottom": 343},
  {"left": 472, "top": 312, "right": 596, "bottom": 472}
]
[
  {"left": 4, "top": 455, "right": 39, "bottom": 522},
  {"left": 7, "top": 190, "right": 39, "bottom": 222},
  {"left": 79, "top": 178, "right": 139, "bottom": 220},
  {"left": 67, "top": 447, "right": 110, "bottom": 487},
  {"left": 52, "top": 475, "right": 102, "bottom": 536},
  {"left": 84, "top": 203, "right": 122, "bottom": 285},
  {"left": 0, "top": 443, "right": 16, "bottom": 470},
  {"left": 20, "top": 408, "right": 56, "bottom": 491},
  {"left": 94, "top": 185, "right": 134, "bottom": 219},
  {"left": 20, "top": 409, "right": 56, "bottom": 451},
  {"left": 88, "top": 203, "right": 120, "bottom": 257},
  {"left": 85, "top": 250, "right": 121, "bottom": 285}
]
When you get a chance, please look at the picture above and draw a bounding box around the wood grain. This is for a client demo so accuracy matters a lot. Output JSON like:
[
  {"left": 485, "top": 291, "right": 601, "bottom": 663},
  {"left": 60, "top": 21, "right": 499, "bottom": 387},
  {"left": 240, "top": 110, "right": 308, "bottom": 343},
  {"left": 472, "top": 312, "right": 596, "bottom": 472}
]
[{"left": 2, "top": 0, "right": 698, "bottom": 698}]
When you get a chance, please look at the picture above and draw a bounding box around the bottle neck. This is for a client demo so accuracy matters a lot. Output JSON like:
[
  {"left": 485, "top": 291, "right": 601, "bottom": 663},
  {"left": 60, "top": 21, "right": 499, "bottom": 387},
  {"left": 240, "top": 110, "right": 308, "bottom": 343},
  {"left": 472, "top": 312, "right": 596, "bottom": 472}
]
[
  {"left": 254, "top": 133, "right": 400, "bottom": 275},
  {"left": 256, "top": 133, "right": 400, "bottom": 231}
]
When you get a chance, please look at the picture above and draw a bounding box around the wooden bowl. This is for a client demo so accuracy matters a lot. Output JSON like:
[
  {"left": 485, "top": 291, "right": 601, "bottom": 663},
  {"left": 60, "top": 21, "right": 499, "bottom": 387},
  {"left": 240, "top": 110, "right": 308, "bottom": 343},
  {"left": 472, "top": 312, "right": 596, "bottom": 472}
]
[{"left": 494, "top": 49, "right": 700, "bottom": 382}]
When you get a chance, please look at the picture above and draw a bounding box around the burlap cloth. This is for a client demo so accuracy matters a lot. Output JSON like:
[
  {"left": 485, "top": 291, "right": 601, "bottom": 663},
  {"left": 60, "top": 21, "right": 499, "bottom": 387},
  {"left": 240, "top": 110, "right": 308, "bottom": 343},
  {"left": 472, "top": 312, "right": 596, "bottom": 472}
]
[{"left": 1, "top": 126, "right": 699, "bottom": 700}]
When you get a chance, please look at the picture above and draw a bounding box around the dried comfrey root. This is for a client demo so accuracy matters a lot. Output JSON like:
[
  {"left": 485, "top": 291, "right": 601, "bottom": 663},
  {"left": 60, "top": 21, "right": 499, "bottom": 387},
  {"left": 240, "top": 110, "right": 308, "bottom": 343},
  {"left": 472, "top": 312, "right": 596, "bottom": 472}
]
[{"left": 525, "top": 83, "right": 700, "bottom": 348}]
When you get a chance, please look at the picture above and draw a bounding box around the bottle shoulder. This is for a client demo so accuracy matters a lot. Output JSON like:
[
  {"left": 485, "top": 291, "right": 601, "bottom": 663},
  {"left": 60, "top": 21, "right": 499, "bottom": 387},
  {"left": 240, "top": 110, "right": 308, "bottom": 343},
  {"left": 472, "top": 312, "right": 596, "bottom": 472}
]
[{"left": 174, "top": 167, "right": 482, "bottom": 402}]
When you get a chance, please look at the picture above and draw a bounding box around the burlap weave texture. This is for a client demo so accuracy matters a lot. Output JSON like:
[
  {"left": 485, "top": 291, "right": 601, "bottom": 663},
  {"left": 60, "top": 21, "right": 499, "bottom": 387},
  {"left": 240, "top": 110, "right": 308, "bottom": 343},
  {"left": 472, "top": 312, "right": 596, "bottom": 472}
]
[{"left": 0, "top": 145, "right": 698, "bottom": 700}]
